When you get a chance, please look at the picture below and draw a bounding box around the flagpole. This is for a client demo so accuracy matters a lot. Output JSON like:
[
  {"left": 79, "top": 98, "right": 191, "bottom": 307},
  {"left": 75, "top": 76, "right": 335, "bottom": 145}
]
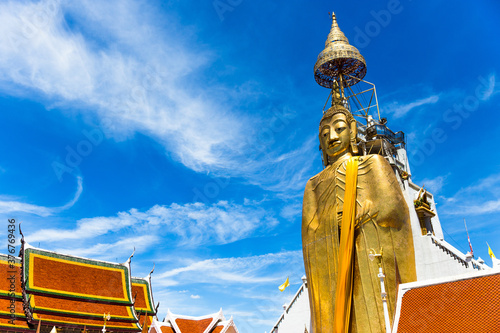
[{"left": 464, "top": 218, "right": 474, "bottom": 257}]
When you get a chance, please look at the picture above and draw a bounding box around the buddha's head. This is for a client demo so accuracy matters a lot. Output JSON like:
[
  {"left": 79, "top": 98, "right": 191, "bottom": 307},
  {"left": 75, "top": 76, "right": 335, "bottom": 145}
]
[{"left": 319, "top": 105, "right": 358, "bottom": 166}]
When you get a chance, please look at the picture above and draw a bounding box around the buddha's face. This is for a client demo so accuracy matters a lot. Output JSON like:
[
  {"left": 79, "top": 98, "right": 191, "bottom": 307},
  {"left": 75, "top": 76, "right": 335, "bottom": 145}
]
[{"left": 320, "top": 113, "right": 351, "bottom": 159}]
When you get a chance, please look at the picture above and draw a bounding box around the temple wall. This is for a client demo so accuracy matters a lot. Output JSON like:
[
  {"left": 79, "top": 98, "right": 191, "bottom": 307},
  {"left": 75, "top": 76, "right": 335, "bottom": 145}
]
[
  {"left": 402, "top": 180, "right": 487, "bottom": 281},
  {"left": 269, "top": 281, "right": 310, "bottom": 333}
]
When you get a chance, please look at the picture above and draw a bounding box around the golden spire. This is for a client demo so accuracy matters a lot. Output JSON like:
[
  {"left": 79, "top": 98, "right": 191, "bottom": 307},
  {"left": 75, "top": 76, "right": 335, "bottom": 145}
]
[
  {"left": 314, "top": 12, "right": 367, "bottom": 89},
  {"left": 325, "top": 12, "right": 349, "bottom": 46}
]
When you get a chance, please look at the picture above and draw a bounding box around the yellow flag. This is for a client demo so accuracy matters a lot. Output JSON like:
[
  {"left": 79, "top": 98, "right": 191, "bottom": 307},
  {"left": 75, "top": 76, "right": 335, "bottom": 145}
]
[
  {"left": 279, "top": 277, "right": 290, "bottom": 292},
  {"left": 487, "top": 242, "right": 496, "bottom": 259}
]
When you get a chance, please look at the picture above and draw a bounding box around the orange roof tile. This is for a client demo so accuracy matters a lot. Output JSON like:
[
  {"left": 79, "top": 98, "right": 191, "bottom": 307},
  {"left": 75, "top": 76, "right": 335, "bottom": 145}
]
[
  {"left": 0, "top": 297, "right": 25, "bottom": 319},
  {"left": 151, "top": 311, "right": 238, "bottom": 333},
  {"left": 0, "top": 317, "right": 34, "bottom": 332},
  {"left": 21, "top": 246, "right": 140, "bottom": 332},
  {"left": 24, "top": 249, "right": 131, "bottom": 302},
  {"left": 0, "top": 255, "right": 29, "bottom": 332},
  {"left": 138, "top": 314, "right": 154, "bottom": 329},
  {"left": 28, "top": 294, "right": 134, "bottom": 319},
  {"left": 160, "top": 326, "right": 175, "bottom": 333},
  {"left": 132, "top": 277, "right": 156, "bottom": 315},
  {"left": 30, "top": 312, "right": 140, "bottom": 331},
  {"left": 396, "top": 272, "right": 500, "bottom": 332},
  {"left": 0, "top": 255, "right": 22, "bottom": 299},
  {"left": 212, "top": 326, "right": 223, "bottom": 333},
  {"left": 224, "top": 326, "right": 237, "bottom": 333},
  {"left": 175, "top": 318, "right": 213, "bottom": 333}
]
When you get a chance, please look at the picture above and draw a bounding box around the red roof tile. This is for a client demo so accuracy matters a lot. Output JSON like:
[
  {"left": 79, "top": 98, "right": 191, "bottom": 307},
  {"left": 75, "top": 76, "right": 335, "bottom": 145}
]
[{"left": 396, "top": 272, "right": 500, "bottom": 332}]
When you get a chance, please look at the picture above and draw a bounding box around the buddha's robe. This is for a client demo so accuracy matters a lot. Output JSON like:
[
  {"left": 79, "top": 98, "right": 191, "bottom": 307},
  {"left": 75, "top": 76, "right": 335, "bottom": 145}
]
[{"left": 302, "top": 154, "right": 416, "bottom": 333}]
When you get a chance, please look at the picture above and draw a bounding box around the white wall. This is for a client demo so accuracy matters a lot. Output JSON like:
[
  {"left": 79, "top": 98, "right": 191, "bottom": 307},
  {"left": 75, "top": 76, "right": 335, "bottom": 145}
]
[{"left": 269, "top": 282, "right": 310, "bottom": 333}]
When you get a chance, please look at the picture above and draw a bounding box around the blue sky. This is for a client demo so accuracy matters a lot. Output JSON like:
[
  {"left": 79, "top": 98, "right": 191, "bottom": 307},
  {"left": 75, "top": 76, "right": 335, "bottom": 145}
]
[{"left": 0, "top": 0, "right": 499, "bottom": 331}]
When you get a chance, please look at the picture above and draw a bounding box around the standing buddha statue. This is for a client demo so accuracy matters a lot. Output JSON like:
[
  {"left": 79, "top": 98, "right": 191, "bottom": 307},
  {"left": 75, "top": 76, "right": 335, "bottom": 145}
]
[{"left": 302, "top": 12, "right": 417, "bottom": 333}]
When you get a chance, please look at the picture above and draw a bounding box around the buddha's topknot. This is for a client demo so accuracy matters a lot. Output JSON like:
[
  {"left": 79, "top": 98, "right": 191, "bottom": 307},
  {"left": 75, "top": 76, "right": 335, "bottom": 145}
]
[{"left": 320, "top": 105, "right": 354, "bottom": 128}]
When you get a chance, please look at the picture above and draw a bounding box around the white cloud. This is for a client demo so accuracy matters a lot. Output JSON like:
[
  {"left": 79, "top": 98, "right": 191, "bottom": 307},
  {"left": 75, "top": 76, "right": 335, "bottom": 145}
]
[
  {"left": 0, "top": 0, "right": 318, "bottom": 196},
  {"left": 0, "top": 176, "right": 82, "bottom": 216},
  {"left": 419, "top": 175, "right": 446, "bottom": 195},
  {"left": 385, "top": 95, "right": 440, "bottom": 118},
  {"left": 28, "top": 200, "right": 279, "bottom": 247},
  {"left": 244, "top": 136, "right": 317, "bottom": 197},
  {"left": 478, "top": 73, "right": 496, "bottom": 100},
  {"left": 55, "top": 235, "right": 158, "bottom": 260},
  {"left": 155, "top": 251, "right": 303, "bottom": 287},
  {"left": 440, "top": 173, "right": 500, "bottom": 217},
  {"left": 455, "top": 199, "right": 500, "bottom": 215},
  {"left": 190, "top": 294, "right": 201, "bottom": 299},
  {"left": 0, "top": 0, "right": 247, "bottom": 173}
]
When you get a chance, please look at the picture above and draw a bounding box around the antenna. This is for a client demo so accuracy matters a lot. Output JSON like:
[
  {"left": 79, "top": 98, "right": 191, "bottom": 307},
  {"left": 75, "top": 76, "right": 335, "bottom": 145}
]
[{"left": 464, "top": 218, "right": 474, "bottom": 257}]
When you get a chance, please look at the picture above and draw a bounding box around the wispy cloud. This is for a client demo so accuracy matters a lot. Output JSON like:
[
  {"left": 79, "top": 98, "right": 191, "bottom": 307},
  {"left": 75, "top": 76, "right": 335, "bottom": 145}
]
[
  {"left": 479, "top": 73, "right": 496, "bottom": 100},
  {"left": 0, "top": 176, "right": 82, "bottom": 216},
  {"left": 0, "top": 0, "right": 247, "bottom": 173},
  {"left": 28, "top": 200, "right": 279, "bottom": 247},
  {"left": 55, "top": 234, "right": 158, "bottom": 260},
  {"left": 155, "top": 251, "right": 303, "bottom": 287},
  {"left": 418, "top": 175, "right": 447, "bottom": 195},
  {"left": 440, "top": 173, "right": 500, "bottom": 217},
  {"left": 385, "top": 94, "right": 440, "bottom": 118},
  {"left": 0, "top": 0, "right": 317, "bottom": 197}
]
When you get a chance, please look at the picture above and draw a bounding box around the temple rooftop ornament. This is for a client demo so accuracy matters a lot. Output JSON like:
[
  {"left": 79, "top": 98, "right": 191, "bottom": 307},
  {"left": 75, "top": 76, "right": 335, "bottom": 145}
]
[{"left": 314, "top": 12, "right": 366, "bottom": 90}]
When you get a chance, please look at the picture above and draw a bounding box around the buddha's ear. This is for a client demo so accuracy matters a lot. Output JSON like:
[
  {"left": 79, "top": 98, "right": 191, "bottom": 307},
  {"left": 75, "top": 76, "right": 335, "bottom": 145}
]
[
  {"left": 349, "top": 118, "right": 358, "bottom": 154},
  {"left": 319, "top": 141, "right": 329, "bottom": 167}
]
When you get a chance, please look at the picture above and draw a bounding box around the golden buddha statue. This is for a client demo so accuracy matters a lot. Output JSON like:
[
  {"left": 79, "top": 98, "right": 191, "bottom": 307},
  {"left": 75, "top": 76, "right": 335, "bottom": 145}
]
[{"left": 302, "top": 104, "right": 416, "bottom": 332}]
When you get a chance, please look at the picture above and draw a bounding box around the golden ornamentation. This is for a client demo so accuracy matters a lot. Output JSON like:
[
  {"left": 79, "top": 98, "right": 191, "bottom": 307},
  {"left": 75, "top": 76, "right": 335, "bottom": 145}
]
[
  {"left": 314, "top": 13, "right": 367, "bottom": 89},
  {"left": 302, "top": 106, "right": 416, "bottom": 332}
]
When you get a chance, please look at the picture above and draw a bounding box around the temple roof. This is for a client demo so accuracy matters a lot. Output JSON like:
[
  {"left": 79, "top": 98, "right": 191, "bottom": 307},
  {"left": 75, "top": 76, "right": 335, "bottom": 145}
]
[
  {"left": 21, "top": 244, "right": 141, "bottom": 332},
  {"left": 132, "top": 275, "right": 157, "bottom": 329},
  {"left": 1, "top": 232, "right": 236, "bottom": 333},
  {"left": 150, "top": 310, "right": 239, "bottom": 333},
  {"left": 393, "top": 269, "right": 500, "bottom": 332}
]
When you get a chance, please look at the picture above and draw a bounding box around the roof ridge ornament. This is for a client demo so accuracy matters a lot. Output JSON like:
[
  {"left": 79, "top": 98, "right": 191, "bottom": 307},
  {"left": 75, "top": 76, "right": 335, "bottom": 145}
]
[
  {"left": 125, "top": 247, "right": 136, "bottom": 266},
  {"left": 147, "top": 263, "right": 155, "bottom": 280}
]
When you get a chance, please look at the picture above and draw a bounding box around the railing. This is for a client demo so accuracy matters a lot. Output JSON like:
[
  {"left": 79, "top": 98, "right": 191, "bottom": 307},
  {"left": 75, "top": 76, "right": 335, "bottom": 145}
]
[
  {"left": 430, "top": 236, "right": 483, "bottom": 270},
  {"left": 366, "top": 124, "right": 405, "bottom": 145},
  {"left": 270, "top": 283, "right": 306, "bottom": 333}
]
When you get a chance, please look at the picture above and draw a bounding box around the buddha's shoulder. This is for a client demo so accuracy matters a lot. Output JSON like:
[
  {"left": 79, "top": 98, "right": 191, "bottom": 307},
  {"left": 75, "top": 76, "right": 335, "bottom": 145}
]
[
  {"left": 358, "top": 154, "right": 388, "bottom": 164},
  {"left": 306, "top": 166, "right": 331, "bottom": 187},
  {"left": 358, "top": 154, "right": 391, "bottom": 166},
  {"left": 357, "top": 154, "right": 394, "bottom": 178},
  {"left": 306, "top": 155, "right": 390, "bottom": 185}
]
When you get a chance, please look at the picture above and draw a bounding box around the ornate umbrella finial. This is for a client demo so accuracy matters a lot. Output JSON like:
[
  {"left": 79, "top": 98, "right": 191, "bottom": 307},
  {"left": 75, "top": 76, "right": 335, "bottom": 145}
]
[{"left": 314, "top": 12, "right": 367, "bottom": 89}]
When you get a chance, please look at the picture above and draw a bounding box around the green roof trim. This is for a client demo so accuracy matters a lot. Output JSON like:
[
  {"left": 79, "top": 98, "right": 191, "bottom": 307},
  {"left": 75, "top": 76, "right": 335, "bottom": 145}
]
[
  {"left": 23, "top": 247, "right": 134, "bottom": 305},
  {"left": 131, "top": 277, "right": 156, "bottom": 315}
]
